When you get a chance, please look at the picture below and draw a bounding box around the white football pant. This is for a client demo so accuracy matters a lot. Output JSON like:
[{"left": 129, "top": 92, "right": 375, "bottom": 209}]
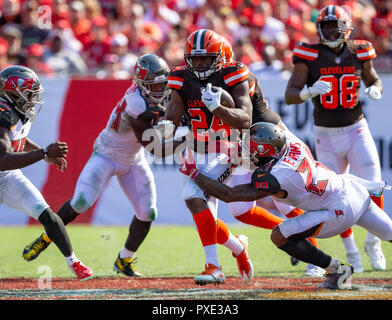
[
  {"left": 70, "top": 152, "right": 157, "bottom": 222},
  {"left": 0, "top": 170, "right": 49, "bottom": 220}
]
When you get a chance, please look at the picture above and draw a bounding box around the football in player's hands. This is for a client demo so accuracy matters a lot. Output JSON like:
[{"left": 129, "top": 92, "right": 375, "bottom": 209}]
[
  {"left": 211, "top": 86, "right": 235, "bottom": 109},
  {"left": 201, "top": 83, "right": 235, "bottom": 112}
]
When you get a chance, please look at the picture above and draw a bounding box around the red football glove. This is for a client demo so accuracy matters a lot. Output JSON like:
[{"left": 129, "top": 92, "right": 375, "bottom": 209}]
[{"left": 179, "top": 149, "right": 200, "bottom": 179}]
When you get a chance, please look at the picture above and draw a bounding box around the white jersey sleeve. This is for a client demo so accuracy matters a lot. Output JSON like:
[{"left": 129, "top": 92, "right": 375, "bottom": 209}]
[
  {"left": 124, "top": 86, "right": 147, "bottom": 119},
  {"left": 93, "top": 84, "right": 147, "bottom": 165}
]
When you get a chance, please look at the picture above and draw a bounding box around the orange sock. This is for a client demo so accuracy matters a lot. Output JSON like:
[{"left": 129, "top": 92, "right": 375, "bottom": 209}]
[
  {"left": 193, "top": 209, "right": 217, "bottom": 246},
  {"left": 308, "top": 237, "right": 319, "bottom": 248},
  {"left": 285, "top": 208, "right": 304, "bottom": 218},
  {"left": 371, "top": 195, "right": 384, "bottom": 209},
  {"left": 236, "top": 206, "right": 283, "bottom": 230},
  {"left": 340, "top": 227, "right": 353, "bottom": 239},
  {"left": 216, "top": 218, "right": 230, "bottom": 244}
]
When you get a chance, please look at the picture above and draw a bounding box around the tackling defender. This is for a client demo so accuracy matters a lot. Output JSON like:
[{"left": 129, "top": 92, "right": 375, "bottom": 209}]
[
  {"left": 23, "top": 54, "right": 178, "bottom": 277},
  {"left": 0, "top": 65, "right": 93, "bottom": 280},
  {"left": 179, "top": 122, "right": 392, "bottom": 289},
  {"left": 219, "top": 36, "right": 325, "bottom": 277},
  {"left": 285, "top": 4, "right": 385, "bottom": 272}
]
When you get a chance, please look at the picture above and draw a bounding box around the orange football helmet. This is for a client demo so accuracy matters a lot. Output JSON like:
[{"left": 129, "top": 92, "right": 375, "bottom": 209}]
[
  {"left": 184, "top": 29, "right": 225, "bottom": 80},
  {"left": 316, "top": 5, "right": 353, "bottom": 48},
  {"left": 220, "top": 35, "right": 234, "bottom": 63}
]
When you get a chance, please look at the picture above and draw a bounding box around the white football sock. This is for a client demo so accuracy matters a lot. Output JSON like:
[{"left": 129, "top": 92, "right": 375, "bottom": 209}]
[
  {"left": 119, "top": 247, "right": 135, "bottom": 259},
  {"left": 204, "top": 244, "right": 220, "bottom": 268},
  {"left": 65, "top": 252, "right": 79, "bottom": 266},
  {"left": 341, "top": 234, "right": 359, "bottom": 253},
  {"left": 222, "top": 235, "right": 244, "bottom": 257},
  {"left": 325, "top": 258, "right": 341, "bottom": 273}
]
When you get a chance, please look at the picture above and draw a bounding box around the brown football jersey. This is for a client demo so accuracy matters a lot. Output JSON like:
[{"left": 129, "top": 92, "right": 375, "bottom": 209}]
[
  {"left": 293, "top": 40, "right": 377, "bottom": 127},
  {"left": 168, "top": 61, "right": 249, "bottom": 151},
  {"left": 248, "top": 72, "right": 281, "bottom": 125}
]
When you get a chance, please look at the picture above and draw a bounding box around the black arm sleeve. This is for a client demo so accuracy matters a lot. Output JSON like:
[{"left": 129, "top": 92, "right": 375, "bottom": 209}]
[{"left": 251, "top": 168, "right": 282, "bottom": 194}]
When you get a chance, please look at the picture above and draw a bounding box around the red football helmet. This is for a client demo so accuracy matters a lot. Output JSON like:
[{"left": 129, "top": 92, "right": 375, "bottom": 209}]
[
  {"left": 184, "top": 29, "right": 225, "bottom": 80},
  {"left": 316, "top": 5, "right": 353, "bottom": 48},
  {"left": 0, "top": 65, "right": 43, "bottom": 118}
]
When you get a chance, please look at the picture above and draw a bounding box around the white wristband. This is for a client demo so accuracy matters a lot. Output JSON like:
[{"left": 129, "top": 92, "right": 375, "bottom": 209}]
[{"left": 299, "top": 87, "right": 311, "bottom": 101}]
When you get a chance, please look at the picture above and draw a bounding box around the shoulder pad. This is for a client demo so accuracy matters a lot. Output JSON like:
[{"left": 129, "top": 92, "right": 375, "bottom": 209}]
[
  {"left": 353, "top": 40, "right": 377, "bottom": 61},
  {"left": 0, "top": 101, "right": 19, "bottom": 130},
  {"left": 137, "top": 103, "right": 166, "bottom": 122},
  {"left": 293, "top": 42, "right": 319, "bottom": 62},
  {"left": 168, "top": 67, "right": 186, "bottom": 90},
  {"left": 222, "top": 61, "right": 249, "bottom": 87},
  {"left": 251, "top": 168, "right": 281, "bottom": 194}
]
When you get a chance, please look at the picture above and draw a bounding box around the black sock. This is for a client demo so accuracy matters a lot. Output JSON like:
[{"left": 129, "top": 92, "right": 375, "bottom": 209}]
[
  {"left": 57, "top": 200, "right": 79, "bottom": 225},
  {"left": 125, "top": 216, "right": 152, "bottom": 252},
  {"left": 38, "top": 208, "right": 73, "bottom": 257},
  {"left": 279, "top": 239, "right": 332, "bottom": 269}
]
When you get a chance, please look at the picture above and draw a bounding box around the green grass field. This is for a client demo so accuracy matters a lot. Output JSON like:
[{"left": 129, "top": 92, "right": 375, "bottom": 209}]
[{"left": 1, "top": 224, "right": 391, "bottom": 279}]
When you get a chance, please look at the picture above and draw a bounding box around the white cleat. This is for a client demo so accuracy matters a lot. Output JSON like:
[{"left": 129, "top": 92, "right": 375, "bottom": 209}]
[
  {"left": 364, "top": 239, "right": 386, "bottom": 271},
  {"left": 194, "top": 264, "right": 226, "bottom": 286},
  {"left": 346, "top": 250, "right": 364, "bottom": 273},
  {"left": 304, "top": 264, "right": 325, "bottom": 278},
  {"left": 319, "top": 264, "right": 354, "bottom": 290}
]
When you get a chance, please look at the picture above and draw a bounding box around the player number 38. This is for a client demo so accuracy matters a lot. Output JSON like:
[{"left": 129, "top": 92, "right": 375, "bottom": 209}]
[{"left": 319, "top": 74, "right": 359, "bottom": 109}]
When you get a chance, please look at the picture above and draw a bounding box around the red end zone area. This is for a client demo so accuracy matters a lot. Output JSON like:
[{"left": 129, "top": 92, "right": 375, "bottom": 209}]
[{"left": 1, "top": 276, "right": 392, "bottom": 300}]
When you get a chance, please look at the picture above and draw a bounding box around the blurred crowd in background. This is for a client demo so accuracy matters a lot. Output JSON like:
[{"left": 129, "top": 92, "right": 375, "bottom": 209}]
[{"left": 0, "top": 0, "right": 391, "bottom": 80}]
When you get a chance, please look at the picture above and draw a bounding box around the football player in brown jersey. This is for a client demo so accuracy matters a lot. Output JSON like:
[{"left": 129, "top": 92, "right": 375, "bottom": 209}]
[
  {"left": 157, "top": 29, "right": 254, "bottom": 285},
  {"left": 219, "top": 36, "right": 325, "bottom": 277},
  {"left": 285, "top": 5, "right": 385, "bottom": 272},
  {"left": 0, "top": 65, "right": 93, "bottom": 280}
]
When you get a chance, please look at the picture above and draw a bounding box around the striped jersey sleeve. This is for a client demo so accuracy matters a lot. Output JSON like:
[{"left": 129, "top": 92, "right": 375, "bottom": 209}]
[
  {"left": 223, "top": 63, "right": 249, "bottom": 87},
  {"left": 168, "top": 66, "right": 186, "bottom": 91},
  {"left": 292, "top": 43, "right": 319, "bottom": 63},
  {"left": 354, "top": 40, "right": 377, "bottom": 61}
]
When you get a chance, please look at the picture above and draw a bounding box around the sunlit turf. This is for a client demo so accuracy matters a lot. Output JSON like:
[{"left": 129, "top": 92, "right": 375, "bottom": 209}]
[{"left": 0, "top": 225, "right": 391, "bottom": 279}]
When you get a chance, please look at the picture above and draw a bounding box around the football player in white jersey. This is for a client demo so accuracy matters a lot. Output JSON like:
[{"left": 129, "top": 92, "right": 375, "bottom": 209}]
[
  {"left": 179, "top": 122, "right": 392, "bottom": 289},
  {"left": 0, "top": 65, "right": 93, "bottom": 280},
  {"left": 23, "top": 54, "right": 177, "bottom": 277}
]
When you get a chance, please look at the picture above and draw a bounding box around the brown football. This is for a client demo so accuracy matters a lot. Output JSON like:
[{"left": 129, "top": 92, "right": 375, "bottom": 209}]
[{"left": 211, "top": 86, "right": 235, "bottom": 108}]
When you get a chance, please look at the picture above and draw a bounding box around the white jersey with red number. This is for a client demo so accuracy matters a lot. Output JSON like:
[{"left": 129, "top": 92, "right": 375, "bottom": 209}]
[
  {"left": 270, "top": 134, "right": 344, "bottom": 211},
  {"left": 93, "top": 83, "right": 148, "bottom": 165},
  {"left": 0, "top": 99, "right": 33, "bottom": 179}
]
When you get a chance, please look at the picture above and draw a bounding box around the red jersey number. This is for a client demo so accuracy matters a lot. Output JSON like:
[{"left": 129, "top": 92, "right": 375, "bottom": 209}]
[
  {"left": 296, "top": 156, "right": 329, "bottom": 196},
  {"left": 188, "top": 108, "right": 232, "bottom": 142},
  {"left": 110, "top": 98, "right": 127, "bottom": 132},
  {"left": 11, "top": 138, "right": 26, "bottom": 152},
  {"left": 319, "top": 74, "right": 359, "bottom": 109}
]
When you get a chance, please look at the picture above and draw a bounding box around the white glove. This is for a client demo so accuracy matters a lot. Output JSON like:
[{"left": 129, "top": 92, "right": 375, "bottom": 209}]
[
  {"left": 299, "top": 80, "right": 332, "bottom": 101},
  {"left": 201, "top": 83, "right": 222, "bottom": 112},
  {"left": 364, "top": 85, "right": 382, "bottom": 100},
  {"left": 343, "top": 173, "right": 391, "bottom": 196},
  {"left": 154, "top": 120, "right": 175, "bottom": 140}
]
